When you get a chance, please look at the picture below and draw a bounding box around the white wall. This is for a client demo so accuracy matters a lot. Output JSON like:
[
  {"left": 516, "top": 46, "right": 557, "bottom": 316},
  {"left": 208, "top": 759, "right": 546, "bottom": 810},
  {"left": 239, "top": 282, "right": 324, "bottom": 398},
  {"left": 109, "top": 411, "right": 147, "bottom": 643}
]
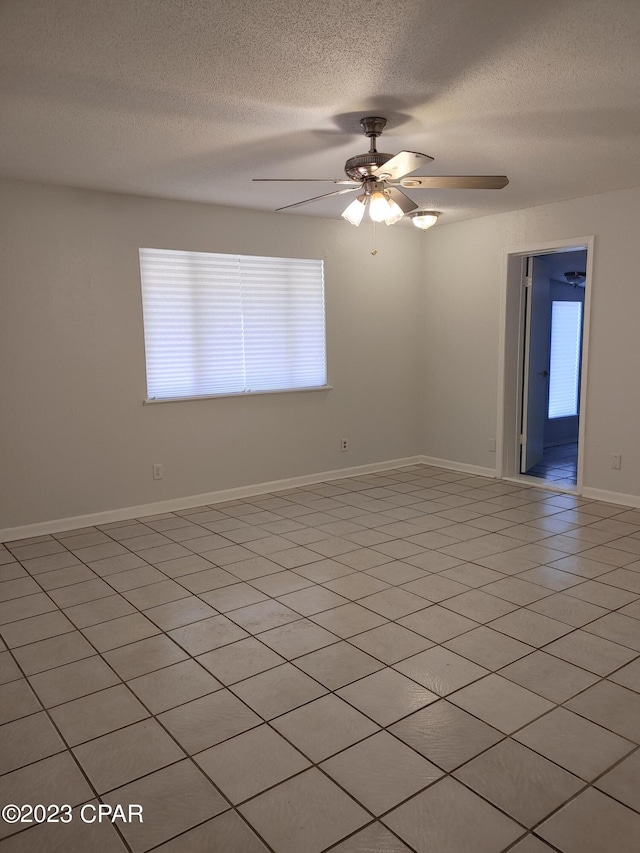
[
  {"left": 5, "top": 177, "right": 639, "bottom": 533},
  {"left": 420, "top": 184, "right": 640, "bottom": 501},
  {"left": 0, "top": 179, "right": 424, "bottom": 530}
]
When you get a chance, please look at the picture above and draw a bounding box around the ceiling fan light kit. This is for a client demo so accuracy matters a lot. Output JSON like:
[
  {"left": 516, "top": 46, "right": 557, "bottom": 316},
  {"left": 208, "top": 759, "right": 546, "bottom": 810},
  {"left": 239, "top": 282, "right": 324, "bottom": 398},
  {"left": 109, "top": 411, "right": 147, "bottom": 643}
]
[
  {"left": 254, "top": 115, "right": 508, "bottom": 230},
  {"left": 340, "top": 182, "right": 408, "bottom": 226}
]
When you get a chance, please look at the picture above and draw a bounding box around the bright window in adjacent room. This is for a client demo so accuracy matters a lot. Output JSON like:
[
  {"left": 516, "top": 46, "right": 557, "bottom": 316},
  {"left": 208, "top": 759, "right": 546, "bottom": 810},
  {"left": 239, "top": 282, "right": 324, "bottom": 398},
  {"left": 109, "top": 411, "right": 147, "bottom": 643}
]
[
  {"left": 547, "top": 300, "right": 582, "bottom": 419},
  {"left": 139, "top": 248, "right": 327, "bottom": 400}
]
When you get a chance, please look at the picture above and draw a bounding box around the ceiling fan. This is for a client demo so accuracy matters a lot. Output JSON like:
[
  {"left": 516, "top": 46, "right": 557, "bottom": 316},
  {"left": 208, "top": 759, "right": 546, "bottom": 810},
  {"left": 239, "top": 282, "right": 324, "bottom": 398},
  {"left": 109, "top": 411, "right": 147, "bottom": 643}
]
[{"left": 253, "top": 116, "right": 509, "bottom": 228}]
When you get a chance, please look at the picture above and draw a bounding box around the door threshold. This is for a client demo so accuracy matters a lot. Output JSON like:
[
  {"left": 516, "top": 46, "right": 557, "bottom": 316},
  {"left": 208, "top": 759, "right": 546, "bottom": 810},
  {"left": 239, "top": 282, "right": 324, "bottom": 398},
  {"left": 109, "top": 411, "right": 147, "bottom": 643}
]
[{"left": 502, "top": 474, "right": 578, "bottom": 495}]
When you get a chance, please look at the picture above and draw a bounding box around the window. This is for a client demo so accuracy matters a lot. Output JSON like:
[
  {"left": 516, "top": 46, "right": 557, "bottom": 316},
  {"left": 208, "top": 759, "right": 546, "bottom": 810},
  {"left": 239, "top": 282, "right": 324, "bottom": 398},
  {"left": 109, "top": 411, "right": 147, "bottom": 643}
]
[
  {"left": 139, "top": 248, "right": 327, "bottom": 401},
  {"left": 548, "top": 300, "right": 582, "bottom": 418}
]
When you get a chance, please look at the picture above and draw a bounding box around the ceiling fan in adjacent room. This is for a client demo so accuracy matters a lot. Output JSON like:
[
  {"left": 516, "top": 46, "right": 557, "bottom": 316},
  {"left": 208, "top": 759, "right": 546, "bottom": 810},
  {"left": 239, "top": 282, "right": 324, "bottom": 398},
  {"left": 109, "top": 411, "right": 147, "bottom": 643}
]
[
  {"left": 564, "top": 270, "right": 586, "bottom": 287},
  {"left": 253, "top": 116, "right": 509, "bottom": 228}
]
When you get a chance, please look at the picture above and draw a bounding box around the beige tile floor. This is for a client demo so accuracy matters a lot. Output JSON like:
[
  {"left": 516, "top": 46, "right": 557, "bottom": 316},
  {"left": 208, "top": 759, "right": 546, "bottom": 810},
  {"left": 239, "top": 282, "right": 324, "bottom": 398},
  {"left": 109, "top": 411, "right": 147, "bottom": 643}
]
[{"left": 1, "top": 464, "right": 640, "bottom": 852}]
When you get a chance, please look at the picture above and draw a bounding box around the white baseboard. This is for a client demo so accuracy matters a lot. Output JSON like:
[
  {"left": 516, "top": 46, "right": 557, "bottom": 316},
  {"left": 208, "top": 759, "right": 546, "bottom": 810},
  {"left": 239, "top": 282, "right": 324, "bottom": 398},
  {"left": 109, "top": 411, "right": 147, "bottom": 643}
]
[
  {"left": 581, "top": 486, "right": 640, "bottom": 509},
  {"left": 0, "top": 456, "right": 425, "bottom": 543},
  {"left": 419, "top": 456, "right": 497, "bottom": 479},
  {"left": 12, "top": 455, "right": 638, "bottom": 544}
]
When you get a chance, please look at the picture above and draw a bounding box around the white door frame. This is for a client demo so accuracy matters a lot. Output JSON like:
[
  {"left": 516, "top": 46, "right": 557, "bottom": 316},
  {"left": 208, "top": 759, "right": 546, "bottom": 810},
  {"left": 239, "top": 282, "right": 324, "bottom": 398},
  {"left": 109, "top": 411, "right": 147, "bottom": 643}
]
[{"left": 496, "top": 235, "right": 594, "bottom": 493}]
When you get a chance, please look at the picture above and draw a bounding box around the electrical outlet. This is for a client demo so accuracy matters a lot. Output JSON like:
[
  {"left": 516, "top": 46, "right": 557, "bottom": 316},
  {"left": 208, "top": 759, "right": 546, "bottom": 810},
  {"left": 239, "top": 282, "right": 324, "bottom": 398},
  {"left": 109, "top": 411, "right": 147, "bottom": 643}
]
[
  {"left": 341, "top": 438, "right": 348, "bottom": 452},
  {"left": 611, "top": 454, "right": 622, "bottom": 470},
  {"left": 153, "top": 463, "right": 164, "bottom": 480},
  {"left": 489, "top": 438, "right": 496, "bottom": 452}
]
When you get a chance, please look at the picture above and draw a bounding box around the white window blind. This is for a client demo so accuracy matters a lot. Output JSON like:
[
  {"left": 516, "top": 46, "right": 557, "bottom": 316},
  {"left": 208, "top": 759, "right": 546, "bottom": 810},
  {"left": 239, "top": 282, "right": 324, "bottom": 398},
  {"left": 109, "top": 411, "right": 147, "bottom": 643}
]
[
  {"left": 548, "top": 301, "right": 582, "bottom": 419},
  {"left": 139, "top": 248, "right": 327, "bottom": 400}
]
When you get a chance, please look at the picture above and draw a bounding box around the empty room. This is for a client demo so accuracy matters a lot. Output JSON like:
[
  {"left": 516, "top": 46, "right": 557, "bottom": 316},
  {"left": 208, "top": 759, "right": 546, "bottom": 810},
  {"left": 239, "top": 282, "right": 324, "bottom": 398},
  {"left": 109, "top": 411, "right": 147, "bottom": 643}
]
[{"left": 2, "top": 1, "right": 640, "bottom": 852}]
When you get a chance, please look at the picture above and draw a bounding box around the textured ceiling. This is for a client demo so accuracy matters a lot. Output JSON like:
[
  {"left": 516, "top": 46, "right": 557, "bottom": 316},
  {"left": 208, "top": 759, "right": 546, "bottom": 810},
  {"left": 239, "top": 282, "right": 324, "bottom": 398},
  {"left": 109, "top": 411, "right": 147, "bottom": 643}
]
[{"left": 1, "top": 0, "right": 640, "bottom": 224}]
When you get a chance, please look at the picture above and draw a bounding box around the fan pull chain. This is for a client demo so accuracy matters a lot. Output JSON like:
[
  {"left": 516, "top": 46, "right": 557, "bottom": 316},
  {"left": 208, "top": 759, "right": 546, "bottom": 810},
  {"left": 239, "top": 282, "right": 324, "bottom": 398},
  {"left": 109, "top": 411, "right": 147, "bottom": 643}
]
[{"left": 371, "top": 221, "right": 378, "bottom": 256}]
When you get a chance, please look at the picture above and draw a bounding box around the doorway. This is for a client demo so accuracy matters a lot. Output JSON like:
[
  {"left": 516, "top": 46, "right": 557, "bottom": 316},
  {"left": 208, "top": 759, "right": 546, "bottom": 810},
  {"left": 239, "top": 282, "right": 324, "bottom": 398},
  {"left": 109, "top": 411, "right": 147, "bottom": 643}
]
[
  {"left": 521, "top": 250, "right": 586, "bottom": 486},
  {"left": 497, "top": 237, "right": 593, "bottom": 493}
]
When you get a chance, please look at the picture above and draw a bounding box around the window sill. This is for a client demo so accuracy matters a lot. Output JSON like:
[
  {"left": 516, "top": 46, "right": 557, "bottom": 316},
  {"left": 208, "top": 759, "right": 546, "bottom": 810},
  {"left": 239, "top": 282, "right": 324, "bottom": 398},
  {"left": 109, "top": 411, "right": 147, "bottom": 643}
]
[{"left": 143, "top": 385, "right": 333, "bottom": 404}]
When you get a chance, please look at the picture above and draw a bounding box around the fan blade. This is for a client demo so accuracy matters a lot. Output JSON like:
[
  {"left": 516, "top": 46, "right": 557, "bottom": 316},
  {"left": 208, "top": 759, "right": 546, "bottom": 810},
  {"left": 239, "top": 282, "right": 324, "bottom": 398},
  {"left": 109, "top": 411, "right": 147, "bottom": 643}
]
[
  {"left": 373, "top": 151, "right": 434, "bottom": 181},
  {"left": 387, "top": 187, "right": 418, "bottom": 214},
  {"left": 253, "top": 178, "right": 359, "bottom": 185},
  {"left": 398, "top": 175, "right": 509, "bottom": 189},
  {"left": 275, "top": 187, "right": 359, "bottom": 212}
]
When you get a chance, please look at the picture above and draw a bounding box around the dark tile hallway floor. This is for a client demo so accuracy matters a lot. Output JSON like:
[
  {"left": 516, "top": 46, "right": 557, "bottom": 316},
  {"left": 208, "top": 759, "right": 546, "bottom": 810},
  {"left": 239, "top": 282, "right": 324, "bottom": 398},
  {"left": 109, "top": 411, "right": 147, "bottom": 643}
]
[
  {"left": 527, "top": 443, "right": 578, "bottom": 488},
  {"left": 1, "top": 464, "right": 640, "bottom": 852}
]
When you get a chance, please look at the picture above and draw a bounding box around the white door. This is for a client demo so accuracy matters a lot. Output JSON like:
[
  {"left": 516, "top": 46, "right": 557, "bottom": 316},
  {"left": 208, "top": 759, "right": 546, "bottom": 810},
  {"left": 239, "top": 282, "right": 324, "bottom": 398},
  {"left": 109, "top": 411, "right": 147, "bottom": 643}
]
[{"left": 521, "top": 256, "right": 551, "bottom": 472}]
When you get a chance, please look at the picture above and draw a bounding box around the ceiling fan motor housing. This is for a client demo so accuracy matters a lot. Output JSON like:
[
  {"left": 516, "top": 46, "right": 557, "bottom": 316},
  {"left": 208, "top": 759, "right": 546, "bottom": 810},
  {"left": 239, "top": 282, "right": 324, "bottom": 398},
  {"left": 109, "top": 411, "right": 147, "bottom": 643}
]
[{"left": 344, "top": 151, "right": 393, "bottom": 181}]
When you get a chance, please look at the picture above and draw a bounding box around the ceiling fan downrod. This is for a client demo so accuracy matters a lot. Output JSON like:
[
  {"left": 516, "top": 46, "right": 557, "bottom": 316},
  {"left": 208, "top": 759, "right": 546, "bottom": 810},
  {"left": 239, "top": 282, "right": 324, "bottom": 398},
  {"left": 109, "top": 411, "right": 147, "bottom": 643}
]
[
  {"left": 359, "top": 116, "right": 387, "bottom": 153},
  {"left": 344, "top": 117, "right": 393, "bottom": 180}
]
